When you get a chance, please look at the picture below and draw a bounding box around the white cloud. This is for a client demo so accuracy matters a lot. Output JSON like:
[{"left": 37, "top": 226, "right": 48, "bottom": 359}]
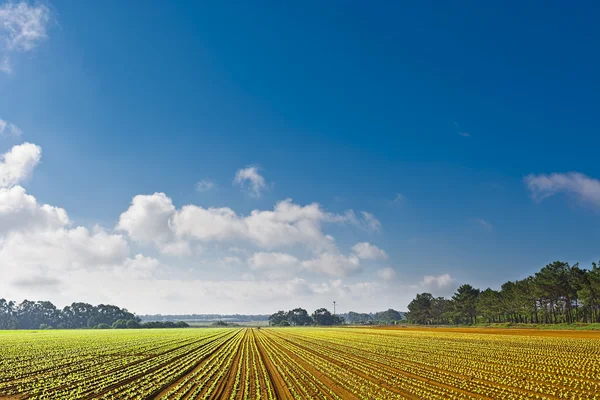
[
  {"left": 377, "top": 267, "right": 396, "bottom": 280},
  {"left": 458, "top": 132, "right": 470, "bottom": 137},
  {"left": 249, "top": 252, "right": 300, "bottom": 271},
  {"left": 352, "top": 242, "right": 388, "bottom": 260},
  {"left": 0, "top": 119, "right": 22, "bottom": 137},
  {"left": 420, "top": 273, "right": 457, "bottom": 296},
  {"left": 0, "top": 1, "right": 51, "bottom": 74},
  {"left": 0, "top": 225, "right": 130, "bottom": 289},
  {"left": 360, "top": 211, "right": 381, "bottom": 232},
  {"left": 222, "top": 255, "right": 242, "bottom": 265},
  {"left": 525, "top": 172, "right": 600, "bottom": 209},
  {"left": 248, "top": 251, "right": 300, "bottom": 279},
  {"left": 234, "top": 166, "right": 266, "bottom": 198},
  {"left": 116, "top": 192, "right": 188, "bottom": 256},
  {"left": 121, "top": 254, "right": 160, "bottom": 280},
  {"left": 301, "top": 252, "right": 360, "bottom": 277},
  {"left": 160, "top": 240, "right": 192, "bottom": 257},
  {"left": 195, "top": 179, "right": 214, "bottom": 192},
  {"left": 0, "top": 185, "right": 69, "bottom": 233},
  {"left": 309, "top": 279, "right": 380, "bottom": 298},
  {"left": 117, "top": 192, "right": 387, "bottom": 277},
  {"left": 0, "top": 142, "right": 415, "bottom": 314},
  {"left": 0, "top": 142, "right": 41, "bottom": 187},
  {"left": 171, "top": 198, "right": 346, "bottom": 252}
]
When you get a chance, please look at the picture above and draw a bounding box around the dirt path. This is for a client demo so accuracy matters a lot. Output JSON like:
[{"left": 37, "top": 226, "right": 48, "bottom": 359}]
[{"left": 253, "top": 329, "right": 294, "bottom": 399}]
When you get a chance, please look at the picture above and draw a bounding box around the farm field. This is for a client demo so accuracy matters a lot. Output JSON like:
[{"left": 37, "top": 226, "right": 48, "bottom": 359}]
[{"left": 1, "top": 327, "right": 599, "bottom": 399}]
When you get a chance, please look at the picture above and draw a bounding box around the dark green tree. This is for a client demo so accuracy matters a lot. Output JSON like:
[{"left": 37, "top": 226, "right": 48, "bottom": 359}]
[
  {"left": 312, "top": 308, "right": 334, "bottom": 325},
  {"left": 452, "top": 284, "right": 480, "bottom": 324},
  {"left": 406, "top": 293, "right": 434, "bottom": 324}
]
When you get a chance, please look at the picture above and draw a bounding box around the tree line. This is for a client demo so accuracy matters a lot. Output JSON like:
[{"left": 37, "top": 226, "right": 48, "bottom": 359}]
[
  {"left": 269, "top": 307, "right": 345, "bottom": 326},
  {"left": 345, "top": 309, "right": 405, "bottom": 324},
  {"left": 406, "top": 261, "right": 600, "bottom": 325},
  {"left": 0, "top": 299, "right": 189, "bottom": 330}
]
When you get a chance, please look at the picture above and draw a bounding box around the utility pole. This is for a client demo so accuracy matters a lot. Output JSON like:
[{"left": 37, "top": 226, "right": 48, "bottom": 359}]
[{"left": 333, "top": 301, "right": 336, "bottom": 317}]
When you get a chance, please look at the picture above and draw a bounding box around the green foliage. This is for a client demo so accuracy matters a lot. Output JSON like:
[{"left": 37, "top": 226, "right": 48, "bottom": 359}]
[
  {"left": 346, "top": 311, "right": 373, "bottom": 324},
  {"left": 126, "top": 319, "right": 141, "bottom": 329},
  {"left": 406, "top": 294, "right": 434, "bottom": 324},
  {"left": 287, "top": 308, "right": 313, "bottom": 326},
  {"left": 112, "top": 319, "right": 128, "bottom": 329},
  {"left": 268, "top": 311, "right": 288, "bottom": 326},
  {"left": 312, "top": 308, "right": 334, "bottom": 325},
  {"left": 406, "top": 260, "right": 600, "bottom": 326},
  {"left": 374, "top": 308, "right": 404, "bottom": 323}
]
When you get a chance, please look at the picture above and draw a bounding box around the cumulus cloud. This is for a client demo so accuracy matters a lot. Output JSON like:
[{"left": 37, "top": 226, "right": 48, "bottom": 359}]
[
  {"left": 195, "top": 179, "right": 214, "bottom": 192},
  {"left": 160, "top": 240, "right": 192, "bottom": 257},
  {"left": 0, "top": 142, "right": 413, "bottom": 314},
  {"left": 249, "top": 252, "right": 300, "bottom": 271},
  {"left": 352, "top": 242, "right": 388, "bottom": 260},
  {"left": 234, "top": 166, "right": 266, "bottom": 198},
  {"left": 0, "top": 185, "right": 69, "bottom": 233},
  {"left": 0, "top": 1, "right": 51, "bottom": 73},
  {"left": 360, "top": 211, "right": 381, "bottom": 232},
  {"left": 248, "top": 245, "right": 382, "bottom": 278},
  {"left": 0, "top": 142, "right": 41, "bottom": 187},
  {"left": 116, "top": 192, "right": 190, "bottom": 256},
  {"left": 121, "top": 254, "right": 160, "bottom": 279},
  {"left": 309, "top": 279, "right": 380, "bottom": 298},
  {"left": 0, "top": 119, "right": 22, "bottom": 136},
  {"left": 170, "top": 198, "right": 351, "bottom": 252},
  {"left": 301, "top": 252, "right": 360, "bottom": 277},
  {"left": 377, "top": 267, "right": 396, "bottom": 280},
  {"left": 420, "top": 273, "right": 457, "bottom": 296},
  {"left": 525, "top": 172, "right": 600, "bottom": 209}
]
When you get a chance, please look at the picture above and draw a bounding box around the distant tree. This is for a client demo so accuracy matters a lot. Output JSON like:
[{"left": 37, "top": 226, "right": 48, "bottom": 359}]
[
  {"left": 0, "top": 299, "right": 17, "bottom": 329},
  {"left": 477, "top": 289, "right": 502, "bottom": 323},
  {"left": 333, "top": 315, "right": 345, "bottom": 325},
  {"left": 287, "top": 308, "right": 313, "bottom": 326},
  {"left": 112, "top": 319, "right": 128, "bottom": 329},
  {"left": 126, "top": 319, "right": 141, "bottom": 329},
  {"left": 94, "top": 323, "right": 111, "bottom": 329},
  {"left": 431, "top": 297, "right": 452, "bottom": 324},
  {"left": 269, "top": 311, "right": 288, "bottom": 326},
  {"left": 312, "top": 308, "right": 334, "bottom": 325},
  {"left": 374, "top": 309, "right": 403, "bottom": 323},
  {"left": 452, "top": 284, "right": 480, "bottom": 324},
  {"left": 346, "top": 311, "right": 372, "bottom": 324},
  {"left": 406, "top": 294, "right": 434, "bottom": 324}
]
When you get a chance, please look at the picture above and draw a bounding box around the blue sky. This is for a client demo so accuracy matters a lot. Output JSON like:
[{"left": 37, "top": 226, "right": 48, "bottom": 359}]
[{"left": 1, "top": 1, "right": 599, "bottom": 314}]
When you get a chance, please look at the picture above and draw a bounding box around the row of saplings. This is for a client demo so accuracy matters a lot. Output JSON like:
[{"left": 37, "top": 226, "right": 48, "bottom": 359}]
[{"left": 269, "top": 308, "right": 344, "bottom": 326}]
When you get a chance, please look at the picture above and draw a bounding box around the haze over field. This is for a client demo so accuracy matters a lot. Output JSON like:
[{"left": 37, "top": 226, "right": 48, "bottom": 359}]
[{"left": 1, "top": 1, "right": 600, "bottom": 315}]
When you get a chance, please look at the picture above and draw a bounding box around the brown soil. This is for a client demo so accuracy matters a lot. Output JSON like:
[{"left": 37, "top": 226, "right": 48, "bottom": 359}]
[{"left": 253, "top": 329, "right": 294, "bottom": 399}]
